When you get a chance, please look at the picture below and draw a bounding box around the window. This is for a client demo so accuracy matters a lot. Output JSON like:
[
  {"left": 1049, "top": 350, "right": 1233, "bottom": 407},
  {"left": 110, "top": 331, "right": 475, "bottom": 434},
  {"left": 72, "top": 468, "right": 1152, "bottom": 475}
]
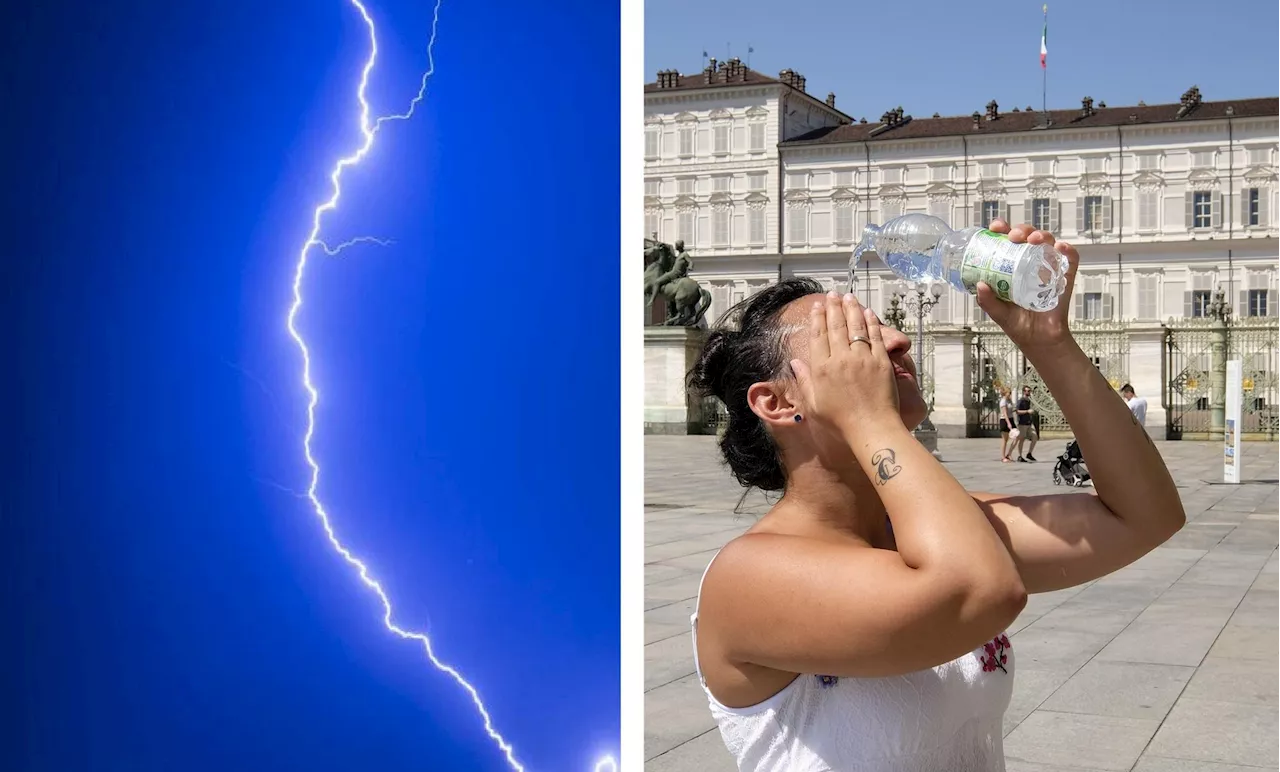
[
  {"left": 1083, "top": 195, "right": 1104, "bottom": 232},
  {"left": 881, "top": 200, "right": 903, "bottom": 221},
  {"left": 1082, "top": 292, "right": 1103, "bottom": 320},
  {"left": 747, "top": 173, "right": 766, "bottom": 191},
  {"left": 981, "top": 200, "right": 1001, "bottom": 225},
  {"left": 980, "top": 162, "right": 1001, "bottom": 179},
  {"left": 1191, "top": 289, "right": 1213, "bottom": 317},
  {"left": 678, "top": 210, "right": 695, "bottom": 242},
  {"left": 1193, "top": 191, "right": 1212, "bottom": 228},
  {"left": 1031, "top": 198, "right": 1051, "bottom": 230},
  {"left": 1137, "top": 274, "right": 1158, "bottom": 319},
  {"left": 834, "top": 206, "right": 854, "bottom": 242},
  {"left": 786, "top": 173, "right": 808, "bottom": 190},
  {"left": 678, "top": 126, "right": 695, "bottom": 156},
  {"left": 676, "top": 178, "right": 694, "bottom": 196},
  {"left": 1192, "top": 150, "right": 1213, "bottom": 168},
  {"left": 644, "top": 210, "right": 660, "bottom": 240},
  {"left": 1138, "top": 191, "right": 1158, "bottom": 231},
  {"left": 749, "top": 122, "right": 765, "bottom": 152},
  {"left": 713, "top": 124, "right": 729, "bottom": 155},
  {"left": 712, "top": 208, "right": 729, "bottom": 245},
  {"left": 748, "top": 208, "right": 765, "bottom": 244},
  {"left": 835, "top": 170, "right": 855, "bottom": 188},
  {"left": 1084, "top": 157, "right": 1105, "bottom": 173},
  {"left": 1248, "top": 188, "right": 1260, "bottom": 226},
  {"left": 1138, "top": 154, "right": 1160, "bottom": 171},
  {"left": 882, "top": 167, "right": 904, "bottom": 184},
  {"left": 1248, "top": 289, "right": 1269, "bottom": 317},
  {"left": 1250, "top": 148, "right": 1270, "bottom": 165},
  {"left": 929, "top": 200, "right": 950, "bottom": 222},
  {"left": 712, "top": 176, "right": 730, "bottom": 193},
  {"left": 788, "top": 207, "right": 808, "bottom": 244},
  {"left": 1032, "top": 159, "right": 1052, "bottom": 176},
  {"left": 930, "top": 165, "right": 951, "bottom": 182},
  {"left": 644, "top": 180, "right": 660, "bottom": 197},
  {"left": 645, "top": 128, "right": 660, "bottom": 159}
]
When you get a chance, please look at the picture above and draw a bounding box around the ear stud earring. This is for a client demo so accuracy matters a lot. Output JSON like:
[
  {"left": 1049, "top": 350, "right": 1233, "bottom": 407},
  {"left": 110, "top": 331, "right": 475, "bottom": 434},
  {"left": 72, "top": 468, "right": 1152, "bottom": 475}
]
[{"left": 794, "top": 414, "right": 803, "bottom": 423}]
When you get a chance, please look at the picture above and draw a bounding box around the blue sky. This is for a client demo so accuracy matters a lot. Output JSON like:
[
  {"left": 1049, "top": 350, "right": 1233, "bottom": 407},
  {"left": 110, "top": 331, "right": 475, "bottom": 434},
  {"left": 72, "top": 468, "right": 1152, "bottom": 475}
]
[
  {"left": 644, "top": 0, "right": 1279, "bottom": 118},
  {"left": 4, "top": 1, "right": 618, "bottom": 770}
]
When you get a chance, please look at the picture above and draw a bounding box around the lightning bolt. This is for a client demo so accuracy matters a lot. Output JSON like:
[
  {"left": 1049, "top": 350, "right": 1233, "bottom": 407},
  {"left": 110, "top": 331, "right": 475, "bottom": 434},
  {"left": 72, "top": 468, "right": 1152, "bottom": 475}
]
[{"left": 284, "top": 2, "right": 617, "bottom": 770}]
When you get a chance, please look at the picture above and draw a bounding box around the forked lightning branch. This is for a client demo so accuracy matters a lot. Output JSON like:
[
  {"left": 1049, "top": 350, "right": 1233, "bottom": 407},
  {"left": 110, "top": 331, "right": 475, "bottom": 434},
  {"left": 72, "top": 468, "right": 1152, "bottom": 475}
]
[{"left": 284, "top": 2, "right": 617, "bottom": 769}]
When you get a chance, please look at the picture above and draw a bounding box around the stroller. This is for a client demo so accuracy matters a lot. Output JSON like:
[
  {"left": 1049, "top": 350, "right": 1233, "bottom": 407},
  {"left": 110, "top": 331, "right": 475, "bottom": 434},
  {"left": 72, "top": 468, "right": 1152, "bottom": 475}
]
[{"left": 1051, "top": 439, "right": 1091, "bottom": 487}]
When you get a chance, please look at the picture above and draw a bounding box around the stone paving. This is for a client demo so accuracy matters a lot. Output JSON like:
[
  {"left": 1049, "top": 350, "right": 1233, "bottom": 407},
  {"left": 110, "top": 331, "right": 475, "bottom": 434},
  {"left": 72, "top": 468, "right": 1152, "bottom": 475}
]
[{"left": 644, "top": 436, "right": 1279, "bottom": 771}]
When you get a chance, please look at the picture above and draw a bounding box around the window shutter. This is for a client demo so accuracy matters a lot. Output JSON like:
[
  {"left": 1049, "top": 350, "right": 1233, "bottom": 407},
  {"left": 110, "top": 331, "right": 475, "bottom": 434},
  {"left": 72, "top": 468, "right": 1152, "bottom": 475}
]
[
  {"left": 1211, "top": 191, "right": 1223, "bottom": 229},
  {"left": 1075, "top": 199, "right": 1085, "bottom": 234},
  {"left": 1023, "top": 198, "right": 1033, "bottom": 227},
  {"left": 1239, "top": 290, "right": 1249, "bottom": 317},
  {"left": 1003, "top": 202, "right": 1011, "bottom": 225},
  {"left": 1270, "top": 289, "right": 1278, "bottom": 317},
  {"left": 1050, "top": 200, "right": 1061, "bottom": 233},
  {"left": 1260, "top": 190, "right": 1271, "bottom": 227},
  {"left": 972, "top": 202, "right": 982, "bottom": 230},
  {"left": 1241, "top": 188, "right": 1251, "bottom": 227},
  {"left": 1184, "top": 191, "right": 1194, "bottom": 229},
  {"left": 1101, "top": 293, "right": 1114, "bottom": 320},
  {"left": 1102, "top": 196, "right": 1114, "bottom": 232},
  {"left": 1183, "top": 291, "right": 1193, "bottom": 318},
  {"left": 1073, "top": 293, "right": 1085, "bottom": 320}
]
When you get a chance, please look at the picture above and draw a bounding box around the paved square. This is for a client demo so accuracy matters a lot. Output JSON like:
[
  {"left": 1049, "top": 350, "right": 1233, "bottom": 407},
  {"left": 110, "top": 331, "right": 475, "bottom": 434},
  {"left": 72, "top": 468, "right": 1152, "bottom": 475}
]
[{"left": 645, "top": 436, "right": 1278, "bottom": 770}]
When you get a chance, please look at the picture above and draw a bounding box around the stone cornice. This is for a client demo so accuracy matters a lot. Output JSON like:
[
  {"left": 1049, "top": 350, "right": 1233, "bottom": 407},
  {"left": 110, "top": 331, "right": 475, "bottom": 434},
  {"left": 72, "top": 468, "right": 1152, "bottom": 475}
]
[{"left": 781, "top": 117, "right": 1280, "bottom": 160}]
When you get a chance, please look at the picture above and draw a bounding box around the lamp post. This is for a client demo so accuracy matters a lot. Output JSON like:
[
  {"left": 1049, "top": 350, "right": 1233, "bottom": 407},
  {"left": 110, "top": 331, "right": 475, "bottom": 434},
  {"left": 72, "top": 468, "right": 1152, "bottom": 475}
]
[
  {"left": 1207, "top": 286, "right": 1232, "bottom": 437},
  {"left": 885, "top": 284, "right": 944, "bottom": 459}
]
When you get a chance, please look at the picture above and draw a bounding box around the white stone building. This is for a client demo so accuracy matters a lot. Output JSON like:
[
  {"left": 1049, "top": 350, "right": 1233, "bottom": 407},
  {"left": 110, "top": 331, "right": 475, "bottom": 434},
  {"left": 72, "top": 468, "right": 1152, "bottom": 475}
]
[
  {"left": 643, "top": 58, "right": 849, "bottom": 312},
  {"left": 645, "top": 65, "right": 1279, "bottom": 438}
]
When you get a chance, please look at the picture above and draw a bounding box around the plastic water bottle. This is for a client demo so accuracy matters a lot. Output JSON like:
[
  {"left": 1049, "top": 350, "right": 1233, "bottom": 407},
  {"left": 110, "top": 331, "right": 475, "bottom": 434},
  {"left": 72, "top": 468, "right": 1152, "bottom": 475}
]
[{"left": 850, "top": 213, "right": 1069, "bottom": 312}]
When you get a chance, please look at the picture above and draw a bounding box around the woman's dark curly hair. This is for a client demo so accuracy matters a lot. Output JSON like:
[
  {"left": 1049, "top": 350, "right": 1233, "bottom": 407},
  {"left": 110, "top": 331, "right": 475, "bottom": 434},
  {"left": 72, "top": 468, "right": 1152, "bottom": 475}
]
[{"left": 687, "top": 277, "right": 823, "bottom": 491}]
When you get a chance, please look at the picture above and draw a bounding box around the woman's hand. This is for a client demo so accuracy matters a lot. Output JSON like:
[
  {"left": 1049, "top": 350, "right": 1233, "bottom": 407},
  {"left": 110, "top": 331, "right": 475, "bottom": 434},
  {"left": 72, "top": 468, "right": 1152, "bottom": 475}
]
[
  {"left": 976, "top": 220, "right": 1081, "bottom": 360},
  {"left": 790, "top": 292, "right": 899, "bottom": 444}
]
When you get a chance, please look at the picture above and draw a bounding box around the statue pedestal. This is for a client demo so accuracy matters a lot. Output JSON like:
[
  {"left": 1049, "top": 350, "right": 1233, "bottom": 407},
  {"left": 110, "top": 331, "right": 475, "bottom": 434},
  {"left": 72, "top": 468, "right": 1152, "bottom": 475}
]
[
  {"left": 912, "top": 426, "right": 942, "bottom": 459},
  {"left": 645, "top": 326, "right": 710, "bottom": 435}
]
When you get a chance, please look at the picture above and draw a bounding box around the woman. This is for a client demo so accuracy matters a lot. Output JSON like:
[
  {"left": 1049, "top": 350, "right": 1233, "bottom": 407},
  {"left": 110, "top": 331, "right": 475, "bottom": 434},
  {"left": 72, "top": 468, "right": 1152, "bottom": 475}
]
[
  {"left": 998, "top": 385, "right": 1016, "bottom": 462},
  {"left": 685, "top": 221, "right": 1184, "bottom": 771}
]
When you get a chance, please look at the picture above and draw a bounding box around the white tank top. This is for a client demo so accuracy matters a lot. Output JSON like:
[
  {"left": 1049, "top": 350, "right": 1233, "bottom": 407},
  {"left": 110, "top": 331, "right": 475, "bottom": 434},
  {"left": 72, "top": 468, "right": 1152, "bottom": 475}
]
[{"left": 691, "top": 552, "right": 1015, "bottom": 772}]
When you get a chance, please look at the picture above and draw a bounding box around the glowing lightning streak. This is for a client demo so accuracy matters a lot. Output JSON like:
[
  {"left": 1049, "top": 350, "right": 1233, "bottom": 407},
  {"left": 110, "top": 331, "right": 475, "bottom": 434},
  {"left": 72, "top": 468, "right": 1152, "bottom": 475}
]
[
  {"left": 316, "top": 236, "right": 393, "bottom": 256},
  {"left": 286, "top": 2, "right": 617, "bottom": 770}
]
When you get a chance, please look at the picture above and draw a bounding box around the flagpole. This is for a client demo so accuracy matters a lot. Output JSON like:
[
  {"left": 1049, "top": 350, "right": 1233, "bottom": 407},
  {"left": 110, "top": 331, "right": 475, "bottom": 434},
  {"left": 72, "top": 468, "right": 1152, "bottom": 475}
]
[{"left": 1041, "top": 4, "right": 1048, "bottom": 124}]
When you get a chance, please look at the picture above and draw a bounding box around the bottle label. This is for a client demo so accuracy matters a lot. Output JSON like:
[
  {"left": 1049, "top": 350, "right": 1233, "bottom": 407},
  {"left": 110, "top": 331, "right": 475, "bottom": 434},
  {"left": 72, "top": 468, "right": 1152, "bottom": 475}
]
[{"left": 961, "top": 230, "right": 1024, "bottom": 301}]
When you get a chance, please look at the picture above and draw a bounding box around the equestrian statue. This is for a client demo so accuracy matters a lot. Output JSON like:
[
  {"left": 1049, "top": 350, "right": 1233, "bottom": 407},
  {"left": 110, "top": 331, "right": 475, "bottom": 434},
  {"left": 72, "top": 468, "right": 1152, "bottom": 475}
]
[{"left": 643, "top": 238, "right": 712, "bottom": 327}]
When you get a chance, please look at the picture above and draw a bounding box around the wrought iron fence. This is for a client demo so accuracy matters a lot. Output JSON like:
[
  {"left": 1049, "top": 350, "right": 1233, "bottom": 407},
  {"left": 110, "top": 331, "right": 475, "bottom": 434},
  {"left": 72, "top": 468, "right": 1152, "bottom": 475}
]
[
  {"left": 968, "top": 320, "right": 1130, "bottom": 438},
  {"left": 1165, "top": 318, "right": 1278, "bottom": 440}
]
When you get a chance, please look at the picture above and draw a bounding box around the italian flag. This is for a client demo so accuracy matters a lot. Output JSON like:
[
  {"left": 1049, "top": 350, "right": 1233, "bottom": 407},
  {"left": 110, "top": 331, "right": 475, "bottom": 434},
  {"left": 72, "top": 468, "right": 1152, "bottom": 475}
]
[{"left": 1040, "top": 11, "right": 1047, "bottom": 68}]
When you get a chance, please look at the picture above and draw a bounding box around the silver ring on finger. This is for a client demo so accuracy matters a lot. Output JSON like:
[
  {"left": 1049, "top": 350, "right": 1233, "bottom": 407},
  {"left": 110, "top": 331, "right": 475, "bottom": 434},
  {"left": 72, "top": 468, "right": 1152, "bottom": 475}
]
[{"left": 849, "top": 335, "right": 872, "bottom": 348}]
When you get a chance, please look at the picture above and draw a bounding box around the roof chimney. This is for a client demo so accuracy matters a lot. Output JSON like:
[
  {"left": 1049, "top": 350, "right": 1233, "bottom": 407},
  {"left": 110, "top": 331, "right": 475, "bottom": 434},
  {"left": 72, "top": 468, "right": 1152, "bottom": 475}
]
[
  {"left": 1080, "top": 96, "right": 1095, "bottom": 117},
  {"left": 1176, "top": 85, "right": 1202, "bottom": 118},
  {"left": 972, "top": 110, "right": 982, "bottom": 129},
  {"left": 703, "top": 57, "right": 718, "bottom": 84},
  {"left": 826, "top": 92, "right": 836, "bottom": 108},
  {"left": 985, "top": 100, "right": 999, "bottom": 121}
]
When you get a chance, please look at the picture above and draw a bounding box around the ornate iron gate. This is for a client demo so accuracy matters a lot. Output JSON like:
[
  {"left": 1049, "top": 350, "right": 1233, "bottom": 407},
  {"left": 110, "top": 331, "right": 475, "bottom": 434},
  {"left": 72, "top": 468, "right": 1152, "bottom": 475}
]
[
  {"left": 1165, "top": 319, "right": 1278, "bottom": 440},
  {"left": 968, "top": 321, "right": 1130, "bottom": 438}
]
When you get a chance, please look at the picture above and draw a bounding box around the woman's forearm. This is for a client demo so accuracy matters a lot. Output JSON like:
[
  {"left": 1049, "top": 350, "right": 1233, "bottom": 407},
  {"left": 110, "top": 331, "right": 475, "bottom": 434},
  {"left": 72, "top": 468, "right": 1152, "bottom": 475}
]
[
  {"left": 1028, "top": 341, "right": 1185, "bottom": 535},
  {"left": 842, "top": 419, "right": 1023, "bottom": 591}
]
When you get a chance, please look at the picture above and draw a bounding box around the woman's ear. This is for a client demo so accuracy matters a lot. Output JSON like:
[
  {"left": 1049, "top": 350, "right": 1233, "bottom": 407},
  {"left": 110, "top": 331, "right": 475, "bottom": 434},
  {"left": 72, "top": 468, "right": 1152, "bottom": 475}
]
[{"left": 747, "top": 380, "right": 799, "bottom": 428}]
